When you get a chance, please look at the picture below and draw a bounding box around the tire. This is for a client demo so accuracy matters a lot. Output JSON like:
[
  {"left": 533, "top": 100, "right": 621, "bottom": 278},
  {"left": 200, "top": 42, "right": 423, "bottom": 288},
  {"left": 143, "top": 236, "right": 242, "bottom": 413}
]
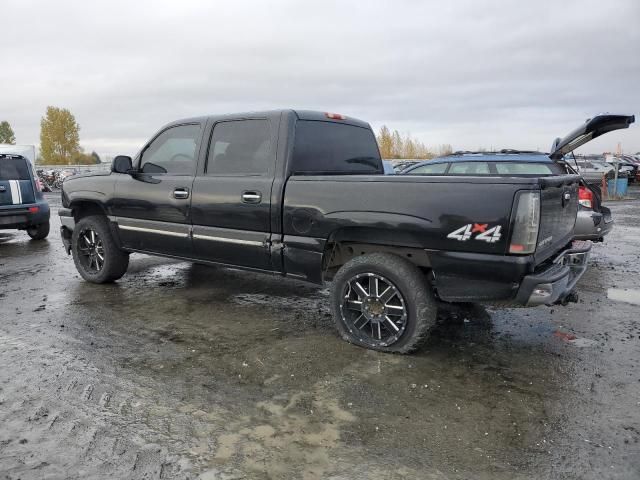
[
  {"left": 26, "top": 221, "right": 50, "bottom": 240},
  {"left": 330, "top": 253, "right": 437, "bottom": 354},
  {"left": 71, "top": 215, "right": 129, "bottom": 283}
]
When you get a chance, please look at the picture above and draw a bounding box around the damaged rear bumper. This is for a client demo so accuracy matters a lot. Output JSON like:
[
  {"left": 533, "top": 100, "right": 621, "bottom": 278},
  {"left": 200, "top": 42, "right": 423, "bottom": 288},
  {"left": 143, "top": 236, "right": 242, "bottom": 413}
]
[{"left": 515, "top": 240, "right": 591, "bottom": 306}]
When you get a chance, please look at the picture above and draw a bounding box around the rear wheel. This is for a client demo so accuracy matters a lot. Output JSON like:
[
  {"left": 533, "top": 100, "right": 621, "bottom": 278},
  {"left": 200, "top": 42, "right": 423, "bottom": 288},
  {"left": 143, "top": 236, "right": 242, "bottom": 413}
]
[
  {"left": 26, "top": 221, "right": 50, "bottom": 240},
  {"left": 72, "top": 215, "right": 129, "bottom": 283},
  {"left": 330, "top": 253, "right": 437, "bottom": 353}
]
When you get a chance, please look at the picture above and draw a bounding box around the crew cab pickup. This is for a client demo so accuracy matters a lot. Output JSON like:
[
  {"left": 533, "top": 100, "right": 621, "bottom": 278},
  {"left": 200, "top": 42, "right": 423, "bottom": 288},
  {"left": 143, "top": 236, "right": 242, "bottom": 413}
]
[{"left": 58, "top": 110, "right": 633, "bottom": 353}]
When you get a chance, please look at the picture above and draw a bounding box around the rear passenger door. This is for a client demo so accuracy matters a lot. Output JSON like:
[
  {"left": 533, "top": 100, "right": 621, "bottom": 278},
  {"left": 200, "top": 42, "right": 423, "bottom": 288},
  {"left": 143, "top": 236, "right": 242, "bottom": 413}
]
[{"left": 190, "top": 118, "right": 277, "bottom": 270}]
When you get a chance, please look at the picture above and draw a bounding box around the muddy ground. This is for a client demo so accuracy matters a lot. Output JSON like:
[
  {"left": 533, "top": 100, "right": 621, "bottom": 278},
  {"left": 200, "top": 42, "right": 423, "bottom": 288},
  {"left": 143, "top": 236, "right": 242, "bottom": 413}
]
[{"left": 0, "top": 193, "right": 639, "bottom": 480}]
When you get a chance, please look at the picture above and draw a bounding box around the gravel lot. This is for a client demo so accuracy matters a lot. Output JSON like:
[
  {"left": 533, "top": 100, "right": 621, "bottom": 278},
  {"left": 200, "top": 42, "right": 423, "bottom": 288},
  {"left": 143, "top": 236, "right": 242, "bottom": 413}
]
[{"left": 0, "top": 192, "right": 639, "bottom": 479}]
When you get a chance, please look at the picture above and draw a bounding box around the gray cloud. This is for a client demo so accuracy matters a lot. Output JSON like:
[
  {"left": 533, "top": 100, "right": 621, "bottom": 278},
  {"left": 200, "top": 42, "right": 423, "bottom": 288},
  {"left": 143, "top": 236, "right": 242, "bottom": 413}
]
[{"left": 3, "top": 0, "right": 639, "bottom": 157}]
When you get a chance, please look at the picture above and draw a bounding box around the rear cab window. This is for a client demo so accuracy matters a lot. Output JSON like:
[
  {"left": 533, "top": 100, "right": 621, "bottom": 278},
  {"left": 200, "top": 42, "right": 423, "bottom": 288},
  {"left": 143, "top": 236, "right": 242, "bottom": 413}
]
[
  {"left": 0, "top": 157, "right": 31, "bottom": 180},
  {"left": 291, "top": 121, "right": 382, "bottom": 174}
]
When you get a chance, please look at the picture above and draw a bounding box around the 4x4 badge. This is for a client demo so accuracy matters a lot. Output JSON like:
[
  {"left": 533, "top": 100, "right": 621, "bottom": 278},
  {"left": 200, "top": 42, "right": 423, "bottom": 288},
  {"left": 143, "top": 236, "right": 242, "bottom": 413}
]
[{"left": 447, "top": 223, "right": 502, "bottom": 243}]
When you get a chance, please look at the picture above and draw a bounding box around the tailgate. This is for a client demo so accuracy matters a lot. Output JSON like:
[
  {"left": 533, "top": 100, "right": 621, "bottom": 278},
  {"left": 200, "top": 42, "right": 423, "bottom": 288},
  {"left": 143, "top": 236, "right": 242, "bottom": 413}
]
[
  {"left": 0, "top": 180, "right": 35, "bottom": 206},
  {"left": 0, "top": 156, "right": 36, "bottom": 206},
  {"left": 535, "top": 175, "right": 579, "bottom": 261}
]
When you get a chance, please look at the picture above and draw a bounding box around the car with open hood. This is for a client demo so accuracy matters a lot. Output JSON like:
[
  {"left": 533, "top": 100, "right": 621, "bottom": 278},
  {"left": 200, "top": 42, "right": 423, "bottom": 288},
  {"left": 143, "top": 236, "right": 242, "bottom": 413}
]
[{"left": 401, "top": 114, "right": 635, "bottom": 242}]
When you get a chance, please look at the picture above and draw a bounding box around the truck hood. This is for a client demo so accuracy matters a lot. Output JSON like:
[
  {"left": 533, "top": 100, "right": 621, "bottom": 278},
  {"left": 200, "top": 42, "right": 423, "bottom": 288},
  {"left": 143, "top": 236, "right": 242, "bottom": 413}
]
[
  {"left": 549, "top": 114, "right": 635, "bottom": 160},
  {"left": 65, "top": 170, "right": 112, "bottom": 181}
]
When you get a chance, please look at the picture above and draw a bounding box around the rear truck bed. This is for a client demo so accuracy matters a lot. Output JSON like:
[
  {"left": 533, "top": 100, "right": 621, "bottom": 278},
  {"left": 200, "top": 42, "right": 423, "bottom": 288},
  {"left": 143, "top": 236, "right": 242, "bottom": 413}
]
[{"left": 282, "top": 173, "right": 588, "bottom": 306}]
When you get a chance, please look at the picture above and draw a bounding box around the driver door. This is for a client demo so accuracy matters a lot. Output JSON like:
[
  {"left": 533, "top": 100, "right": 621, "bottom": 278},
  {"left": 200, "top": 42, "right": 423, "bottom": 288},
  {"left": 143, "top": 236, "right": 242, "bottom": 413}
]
[{"left": 111, "top": 123, "right": 203, "bottom": 258}]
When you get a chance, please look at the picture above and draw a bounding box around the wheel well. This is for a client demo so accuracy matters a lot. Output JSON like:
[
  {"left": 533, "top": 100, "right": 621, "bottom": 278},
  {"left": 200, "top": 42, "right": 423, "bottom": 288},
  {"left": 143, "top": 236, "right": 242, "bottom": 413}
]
[
  {"left": 322, "top": 240, "right": 431, "bottom": 281},
  {"left": 71, "top": 201, "right": 108, "bottom": 221}
]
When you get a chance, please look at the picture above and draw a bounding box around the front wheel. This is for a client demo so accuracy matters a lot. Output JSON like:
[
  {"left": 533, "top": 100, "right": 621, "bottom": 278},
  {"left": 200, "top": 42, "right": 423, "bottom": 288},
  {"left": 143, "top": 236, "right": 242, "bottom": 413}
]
[
  {"left": 71, "top": 215, "right": 129, "bottom": 283},
  {"left": 26, "top": 221, "right": 50, "bottom": 240},
  {"left": 330, "top": 253, "right": 437, "bottom": 353}
]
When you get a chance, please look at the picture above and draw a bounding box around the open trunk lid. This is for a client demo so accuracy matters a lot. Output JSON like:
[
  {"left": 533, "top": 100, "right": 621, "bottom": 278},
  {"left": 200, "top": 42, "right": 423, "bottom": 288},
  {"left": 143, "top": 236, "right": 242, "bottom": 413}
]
[
  {"left": 549, "top": 114, "right": 635, "bottom": 160},
  {"left": 0, "top": 155, "right": 36, "bottom": 206}
]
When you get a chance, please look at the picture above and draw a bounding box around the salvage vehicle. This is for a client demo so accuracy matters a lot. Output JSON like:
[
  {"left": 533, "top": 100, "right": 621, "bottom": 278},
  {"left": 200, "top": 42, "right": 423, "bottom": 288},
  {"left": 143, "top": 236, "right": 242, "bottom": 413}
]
[
  {"left": 58, "top": 111, "right": 633, "bottom": 353},
  {"left": 0, "top": 154, "right": 50, "bottom": 239},
  {"left": 402, "top": 150, "right": 614, "bottom": 242}
]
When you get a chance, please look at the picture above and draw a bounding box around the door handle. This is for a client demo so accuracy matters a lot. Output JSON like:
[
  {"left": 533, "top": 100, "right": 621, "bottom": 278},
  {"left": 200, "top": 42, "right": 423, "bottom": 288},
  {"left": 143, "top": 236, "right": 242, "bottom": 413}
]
[
  {"left": 173, "top": 188, "right": 190, "bottom": 199},
  {"left": 242, "top": 191, "right": 262, "bottom": 204}
]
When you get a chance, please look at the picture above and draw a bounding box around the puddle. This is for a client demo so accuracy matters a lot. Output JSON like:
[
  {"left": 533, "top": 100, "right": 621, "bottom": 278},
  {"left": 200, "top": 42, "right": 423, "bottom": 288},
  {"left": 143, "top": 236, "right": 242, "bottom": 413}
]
[
  {"left": 607, "top": 288, "right": 640, "bottom": 306},
  {"left": 568, "top": 337, "right": 599, "bottom": 348}
]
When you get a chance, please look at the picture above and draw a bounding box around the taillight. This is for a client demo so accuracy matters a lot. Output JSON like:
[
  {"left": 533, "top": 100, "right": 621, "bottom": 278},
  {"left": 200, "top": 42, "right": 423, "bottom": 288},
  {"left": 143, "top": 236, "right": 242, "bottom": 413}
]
[
  {"left": 28, "top": 206, "right": 39, "bottom": 213},
  {"left": 325, "top": 112, "right": 346, "bottom": 120},
  {"left": 509, "top": 191, "right": 540, "bottom": 254},
  {"left": 578, "top": 186, "right": 593, "bottom": 209}
]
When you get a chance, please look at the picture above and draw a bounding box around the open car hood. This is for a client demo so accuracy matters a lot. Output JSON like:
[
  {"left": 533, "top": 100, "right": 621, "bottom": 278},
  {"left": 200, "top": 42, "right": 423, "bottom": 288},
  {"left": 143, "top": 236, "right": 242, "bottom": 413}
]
[{"left": 549, "top": 114, "right": 635, "bottom": 160}]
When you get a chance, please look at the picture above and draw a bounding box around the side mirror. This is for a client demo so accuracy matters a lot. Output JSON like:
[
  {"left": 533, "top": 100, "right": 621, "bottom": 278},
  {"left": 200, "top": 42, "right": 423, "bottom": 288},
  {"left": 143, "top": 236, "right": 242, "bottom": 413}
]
[{"left": 112, "top": 155, "right": 133, "bottom": 174}]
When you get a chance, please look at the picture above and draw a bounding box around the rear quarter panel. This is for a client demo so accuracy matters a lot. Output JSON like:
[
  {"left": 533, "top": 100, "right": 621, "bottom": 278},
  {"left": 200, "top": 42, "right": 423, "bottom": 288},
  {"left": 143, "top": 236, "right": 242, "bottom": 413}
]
[{"left": 283, "top": 175, "right": 535, "bottom": 254}]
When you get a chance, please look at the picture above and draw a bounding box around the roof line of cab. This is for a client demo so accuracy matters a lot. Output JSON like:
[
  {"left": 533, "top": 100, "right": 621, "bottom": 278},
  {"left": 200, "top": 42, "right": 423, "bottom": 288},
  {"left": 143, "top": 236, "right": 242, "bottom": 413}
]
[{"left": 164, "top": 109, "right": 371, "bottom": 130}]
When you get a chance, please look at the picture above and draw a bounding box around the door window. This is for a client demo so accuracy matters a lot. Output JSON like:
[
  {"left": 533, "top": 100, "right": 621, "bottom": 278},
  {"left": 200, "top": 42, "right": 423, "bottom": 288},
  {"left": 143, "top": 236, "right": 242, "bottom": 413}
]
[
  {"left": 206, "top": 120, "right": 271, "bottom": 176},
  {"left": 494, "top": 162, "right": 556, "bottom": 175},
  {"left": 406, "top": 162, "right": 448, "bottom": 174},
  {"left": 448, "top": 162, "right": 491, "bottom": 175},
  {"left": 140, "top": 124, "right": 200, "bottom": 175}
]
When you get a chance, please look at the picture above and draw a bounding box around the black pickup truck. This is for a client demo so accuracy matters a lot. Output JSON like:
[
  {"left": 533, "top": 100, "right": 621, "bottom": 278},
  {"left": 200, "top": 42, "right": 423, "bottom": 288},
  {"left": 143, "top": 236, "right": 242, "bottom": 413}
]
[{"left": 58, "top": 110, "right": 632, "bottom": 353}]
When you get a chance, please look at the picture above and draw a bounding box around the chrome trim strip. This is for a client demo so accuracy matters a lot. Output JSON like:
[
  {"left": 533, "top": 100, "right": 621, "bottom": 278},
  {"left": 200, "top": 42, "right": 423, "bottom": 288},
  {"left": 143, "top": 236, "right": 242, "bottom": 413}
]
[
  {"left": 118, "top": 225, "right": 188, "bottom": 238},
  {"left": 192, "top": 234, "right": 263, "bottom": 246}
]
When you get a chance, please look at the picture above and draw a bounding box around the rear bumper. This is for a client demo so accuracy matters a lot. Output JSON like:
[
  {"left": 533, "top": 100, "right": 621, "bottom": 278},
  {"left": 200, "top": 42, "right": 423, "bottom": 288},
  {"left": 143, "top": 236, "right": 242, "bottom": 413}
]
[
  {"left": 59, "top": 207, "right": 74, "bottom": 254},
  {"left": 0, "top": 201, "right": 50, "bottom": 229},
  {"left": 573, "top": 207, "right": 613, "bottom": 241},
  {"left": 515, "top": 240, "right": 591, "bottom": 306},
  {"left": 429, "top": 240, "right": 591, "bottom": 305}
]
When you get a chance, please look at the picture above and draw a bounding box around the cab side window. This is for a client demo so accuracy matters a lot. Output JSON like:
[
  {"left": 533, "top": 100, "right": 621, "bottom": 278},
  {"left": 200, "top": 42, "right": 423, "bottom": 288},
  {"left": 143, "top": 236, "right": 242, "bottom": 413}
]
[
  {"left": 206, "top": 120, "right": 272, "bottom": 176},
  {"left": 140, "top": 124, "right": 200, "bottom": 175}
]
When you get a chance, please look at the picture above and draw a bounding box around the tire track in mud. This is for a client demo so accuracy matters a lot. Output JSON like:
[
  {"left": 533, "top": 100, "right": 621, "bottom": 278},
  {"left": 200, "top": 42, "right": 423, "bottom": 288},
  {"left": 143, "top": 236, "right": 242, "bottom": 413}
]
[{"left": 0, "top": 331, "right": 195, "bottom": 479}]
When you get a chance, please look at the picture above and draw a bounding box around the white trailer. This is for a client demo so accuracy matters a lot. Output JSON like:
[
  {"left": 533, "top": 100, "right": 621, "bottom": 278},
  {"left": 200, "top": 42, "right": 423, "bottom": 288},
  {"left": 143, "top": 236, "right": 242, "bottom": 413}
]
[{"left": 0, "top": 144, "right": 36, "bottom": 164}]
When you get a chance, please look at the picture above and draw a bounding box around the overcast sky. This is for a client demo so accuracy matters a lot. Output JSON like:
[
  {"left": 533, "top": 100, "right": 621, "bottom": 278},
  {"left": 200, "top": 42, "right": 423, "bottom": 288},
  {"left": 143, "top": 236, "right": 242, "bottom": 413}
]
[{"left": 2, "top": 0, "right": 639, "bottom": 158}]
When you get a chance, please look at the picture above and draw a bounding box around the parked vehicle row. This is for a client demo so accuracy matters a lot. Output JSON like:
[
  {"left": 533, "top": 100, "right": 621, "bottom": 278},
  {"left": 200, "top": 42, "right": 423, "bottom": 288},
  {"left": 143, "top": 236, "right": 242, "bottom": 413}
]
[
  {"left": 57, "top": 111, "right": 634, "bottom": 353},
  {"left": 568, "top": 155, "right": 640, "bottom": 183},
  {"left": 2, "top": 111, "right": 633, "bottom": 353}
]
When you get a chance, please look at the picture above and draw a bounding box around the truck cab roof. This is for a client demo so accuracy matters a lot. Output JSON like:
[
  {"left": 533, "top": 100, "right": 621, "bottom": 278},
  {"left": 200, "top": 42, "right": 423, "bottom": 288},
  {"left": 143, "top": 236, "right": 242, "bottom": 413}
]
[{"left": 167, "top": 109, "right": 371, "bottom": 129}]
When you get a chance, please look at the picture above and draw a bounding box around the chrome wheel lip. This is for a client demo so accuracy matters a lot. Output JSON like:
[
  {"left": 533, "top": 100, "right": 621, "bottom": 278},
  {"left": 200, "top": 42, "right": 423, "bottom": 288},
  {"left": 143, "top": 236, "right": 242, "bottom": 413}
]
[
  {"left": 77, "top": 228, "right": 105, "bottom": 273},
  {"left": 339, "top": 272, "right": 408, "bottom": 347}
]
